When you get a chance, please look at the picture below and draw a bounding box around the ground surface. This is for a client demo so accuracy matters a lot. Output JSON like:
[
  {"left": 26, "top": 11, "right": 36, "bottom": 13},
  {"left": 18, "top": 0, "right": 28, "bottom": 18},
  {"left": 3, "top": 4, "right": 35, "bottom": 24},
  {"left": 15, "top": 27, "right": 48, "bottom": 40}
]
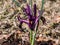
[{"left": 0, "top": 0, "right": 60, "bottom": 45}]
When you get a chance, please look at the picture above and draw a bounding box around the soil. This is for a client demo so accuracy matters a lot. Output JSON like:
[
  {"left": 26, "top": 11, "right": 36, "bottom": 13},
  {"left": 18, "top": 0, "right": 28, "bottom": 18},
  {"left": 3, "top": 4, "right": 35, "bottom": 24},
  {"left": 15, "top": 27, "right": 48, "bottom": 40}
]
[{"left": 0, "top": 0, "right": 60, "bottom": 45}]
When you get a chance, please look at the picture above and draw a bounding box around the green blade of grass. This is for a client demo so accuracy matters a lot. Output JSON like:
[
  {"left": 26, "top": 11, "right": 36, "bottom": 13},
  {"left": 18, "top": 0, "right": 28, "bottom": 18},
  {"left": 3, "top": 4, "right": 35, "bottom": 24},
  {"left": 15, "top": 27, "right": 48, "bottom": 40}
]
[
  {"left": 41, "top": 0, "right": 44, "bottom": 10},
  {"left": 13, "top": 0, "right": 20, "bottom": 7},
  {"left": 15, "top": 1, "right": 20, "bottom": 7},
  {"left": 36, "top": 0, "right": 44, "bottom": 32},
  {"left": 29, "top": 0, "right": 32, "bottom": 8}
]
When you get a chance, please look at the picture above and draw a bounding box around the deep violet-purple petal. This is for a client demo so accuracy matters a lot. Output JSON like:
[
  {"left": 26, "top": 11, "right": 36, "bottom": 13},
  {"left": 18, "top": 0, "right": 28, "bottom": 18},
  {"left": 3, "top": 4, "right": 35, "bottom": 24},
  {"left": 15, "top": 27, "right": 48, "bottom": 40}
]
[
  {"left": 26, "top": 4, "right": 32, "bottom": 16},
  {"left": 17, "top": 16, "right": 29, "bottom": 24},
  {"left": 34, "top": 4, "right": 36, "bottom": 18},
  {"left": 23, "top": 5, "right": 33, "bottom": 19}
]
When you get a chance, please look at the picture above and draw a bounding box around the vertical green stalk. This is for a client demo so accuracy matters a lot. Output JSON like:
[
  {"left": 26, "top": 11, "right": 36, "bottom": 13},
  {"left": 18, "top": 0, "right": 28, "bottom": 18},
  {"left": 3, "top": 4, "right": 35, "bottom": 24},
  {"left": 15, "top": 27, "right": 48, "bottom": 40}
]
[
  {"left": 31, "top": 32, "right": 36, "bottom": 45},
  {"left": 30, "top": 30, "right": 33, "bottom": 44},
  {"left": 30, "top": 30, "right": 36, "bottom": 45},
  {"left": 29, "top": 0, "right": 34, "bottom": 45}
]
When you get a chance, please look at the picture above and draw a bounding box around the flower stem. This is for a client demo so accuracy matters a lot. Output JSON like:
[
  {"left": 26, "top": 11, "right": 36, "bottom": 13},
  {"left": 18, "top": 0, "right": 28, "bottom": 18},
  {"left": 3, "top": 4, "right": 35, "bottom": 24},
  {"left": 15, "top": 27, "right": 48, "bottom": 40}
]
[
  {"left": 30, "top": 30, "right": 36, "bottom": 45},
  {"left": 30, "top": 30, "right": 33, "bottom": 44},
  {"left": 31, "top": 32, "right": 36, "bottom": 45}
]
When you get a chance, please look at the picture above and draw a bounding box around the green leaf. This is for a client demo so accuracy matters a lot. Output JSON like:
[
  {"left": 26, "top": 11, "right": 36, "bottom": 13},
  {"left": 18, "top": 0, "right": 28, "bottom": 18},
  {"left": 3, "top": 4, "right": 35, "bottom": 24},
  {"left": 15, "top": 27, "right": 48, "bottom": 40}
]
[
  {"left": 15, "top": 1, "right": 20, "bottom": 7},
  {"left": 13, "top": 0, "right": 20, "bottom": 7},
  {"left": 41, "top": 0, "right": 44, "bottom": 10},
  {"left": 29, "top": 0, "right": 32, "bottom": 8},
  {"left": 13, "top": 0, "right": 15, "bottom": 2}
]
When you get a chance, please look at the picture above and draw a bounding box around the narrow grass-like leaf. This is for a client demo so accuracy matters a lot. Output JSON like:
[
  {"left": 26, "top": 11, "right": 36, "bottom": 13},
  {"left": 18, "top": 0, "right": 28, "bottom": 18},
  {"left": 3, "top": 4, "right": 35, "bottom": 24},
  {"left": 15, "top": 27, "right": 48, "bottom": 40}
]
[
  {"left": 29, "top": 0, "right": 32, "bottom": 8},
  {"left": 36, "top": 0, "right": 44, "bottom": 32},
  {"left": 15, "top": 1, "right": 20, "bottom": 7},
  {"left": 13, "top": 0, "right": 15, "bottom": 2},
  {"left": 13, "top": 0, "right": 20, "bottom": 7}
]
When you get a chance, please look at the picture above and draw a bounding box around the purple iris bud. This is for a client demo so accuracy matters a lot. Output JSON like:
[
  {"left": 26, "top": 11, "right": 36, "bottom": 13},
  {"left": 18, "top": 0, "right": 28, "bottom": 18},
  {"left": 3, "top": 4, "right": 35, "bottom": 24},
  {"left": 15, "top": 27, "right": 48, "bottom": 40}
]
[
  {"left": 26, "top": 4, "right": 32, "bottom": 15},
  {"left": 23, "top": 4, "right": 32, "bottom": 18},
  {"left": 17, "top": 4, "right": 40, "bottom": 30}
]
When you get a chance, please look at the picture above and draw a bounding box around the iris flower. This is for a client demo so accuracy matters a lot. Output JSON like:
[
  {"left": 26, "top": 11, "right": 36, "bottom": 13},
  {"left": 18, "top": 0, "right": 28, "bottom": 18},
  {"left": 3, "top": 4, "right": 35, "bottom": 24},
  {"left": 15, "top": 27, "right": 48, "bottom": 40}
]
[{"left": 17, "top": 4, "right": 45, "bottom": 30}]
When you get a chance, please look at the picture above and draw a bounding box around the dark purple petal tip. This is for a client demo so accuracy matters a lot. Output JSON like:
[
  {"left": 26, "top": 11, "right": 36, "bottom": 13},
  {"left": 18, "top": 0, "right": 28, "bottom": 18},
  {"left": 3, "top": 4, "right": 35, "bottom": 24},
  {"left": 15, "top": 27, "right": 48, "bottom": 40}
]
[{"left": 34, "top": 4, "right": 36, "bottom": 17}]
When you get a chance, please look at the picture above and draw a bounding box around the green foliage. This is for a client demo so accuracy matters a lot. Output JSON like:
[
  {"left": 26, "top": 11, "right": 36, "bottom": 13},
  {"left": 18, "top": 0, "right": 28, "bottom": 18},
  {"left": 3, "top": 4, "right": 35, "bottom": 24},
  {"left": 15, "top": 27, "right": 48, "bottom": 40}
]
[{"left": 13, "top": 0, "right": 20, "bottom": 7}]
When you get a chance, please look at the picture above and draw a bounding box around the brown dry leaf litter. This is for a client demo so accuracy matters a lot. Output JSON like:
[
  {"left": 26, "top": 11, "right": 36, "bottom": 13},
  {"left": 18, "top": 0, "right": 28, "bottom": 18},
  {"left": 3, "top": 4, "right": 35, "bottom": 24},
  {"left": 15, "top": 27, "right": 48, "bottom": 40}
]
[{"left": 0, "top": 0, "right": 60, "bottom": 45}]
